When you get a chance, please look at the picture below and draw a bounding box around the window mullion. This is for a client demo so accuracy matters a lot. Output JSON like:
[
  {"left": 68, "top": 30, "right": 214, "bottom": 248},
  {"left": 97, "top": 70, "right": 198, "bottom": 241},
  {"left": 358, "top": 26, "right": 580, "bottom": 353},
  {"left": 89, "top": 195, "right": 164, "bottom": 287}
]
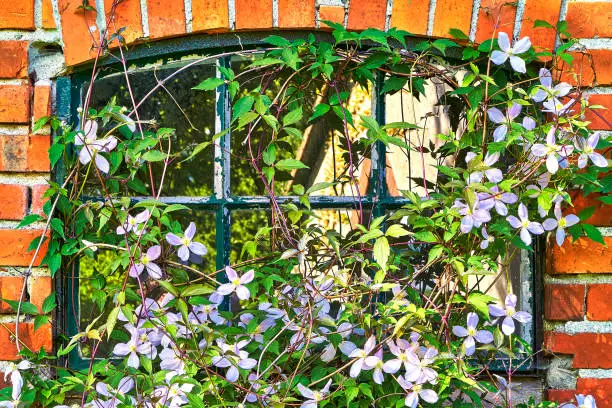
[{"left": 370, "top": 73, "right": 387, "bottom": 219}]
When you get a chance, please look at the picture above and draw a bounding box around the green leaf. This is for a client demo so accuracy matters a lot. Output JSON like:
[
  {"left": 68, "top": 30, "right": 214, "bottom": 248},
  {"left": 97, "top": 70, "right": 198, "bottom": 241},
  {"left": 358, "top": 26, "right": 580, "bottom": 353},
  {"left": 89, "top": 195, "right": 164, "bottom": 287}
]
[
  {"left": 578, "top": 205, "right": 596, "bottom": 221},
  {"left": 232, "top": 95, "right": 255, "bottom": 122},
  {"left": 106, "top": 306, "right": 120, "bottom": 340},
  {"left": 192, "top": 77, "right": 225, "bottom": 91},
  {"left": 42, "top": 293, "right": 56, "bottom": 314},
  {"left": 381, "top": 76, "right": 408, "bottom": 94},
  {"left": 264, "top": 35, "right": 291, "bottom": 47},
  {"left": 449, "top": 28, "right": 469, "bottom": 40},
  {"left": 583, "top": 224, "right": 605, "bottom": 245},
  {"left": 533, "top": 19, "right": 554, "bottom": 29},
  {"left": 34, "top": 315, "right": 49, "bottom": 332},
  {"left": 346, "top": 387, "right": 359, "bottom": 404},
  {"left": 17, "top": 214, "right": 43, "bottom": 229},
  {"left": 283, "top": 107, "right": 303, "bottom": 126},
  {"left": 373, "top": 236, "right": 390, "bottom": 271},
  {"left": 309, "top": 103, "right": 330, "bottom": 122},
  {"left": 157, "top": 280, "right": 179, "bottom": 297},
  {"left": 385, "top": 224, "right": 410, "bottom": 238},
  {"left": 428, "top": 245, "right": 445, "bottom": 263},
  {"left": 181, "top": 284, "right": 215, "bottom": 297},
  {"left": 413, "top": 231, "right": 437, "bottom": 243},
  {"left": 2, "top": 299, "right": 39, "bottom": 315},
  {"left": 249, "top": 58, "right": 284, "bottom": 67},
  {"left": 306, "top": 182, "right": 337, "bottom": 195},
  {"left": 467, "top": 292, "right": 497, "bottom": 319},
  {"left": 163, "top": 204, "right": 191, "bottom": 214},
  {"left": 275, "top": 159, "right": 309, "bottom": 172},
  {"left": 142, "top": 150, "right": 166, "bottom": 162},
  {"left": 48, "top": 144, "right": 64, "bottom": 168}
]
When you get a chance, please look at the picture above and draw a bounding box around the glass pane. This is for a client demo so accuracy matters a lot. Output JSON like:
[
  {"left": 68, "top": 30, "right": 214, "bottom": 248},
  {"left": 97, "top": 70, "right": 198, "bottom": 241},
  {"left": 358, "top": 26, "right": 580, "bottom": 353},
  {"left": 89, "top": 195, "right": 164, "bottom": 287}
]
[
  {"left": 230, "top": 56, "right": 372, "bottom": 196},
  {"left": 86, "top": 61, "right": 217, "bottom": 196},
  {"left": 384, "top": 78, "right": 459, "bottom": 196},
  {"left": 230, "top": 210, "right": 271, "bottom": 263}
]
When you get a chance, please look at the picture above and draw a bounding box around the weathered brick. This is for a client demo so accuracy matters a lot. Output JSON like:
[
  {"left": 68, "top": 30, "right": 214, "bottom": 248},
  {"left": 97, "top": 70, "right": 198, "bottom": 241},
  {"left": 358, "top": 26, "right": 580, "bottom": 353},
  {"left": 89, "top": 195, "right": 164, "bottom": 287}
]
[
  {"left": 583, "top": 94, "right": 612, "bottom": 131},
  {"left": 586, "top": 284, "right": 612, "bottom": 321},
  {"left": 0, "top": 41, "right": 28, "bottom": 79},
  {"left": 545, "top": 332, "right": 612, "bottom": 368},
  {"left": 548, "top": 236, "right": 612, "bottom": 274},
  {"left": 27, "top": 134, "right": 51, "bottom": 172},
  {"left": 58, "top": 0, "right": 99, "bottom": 65},
  {"left": 278, "top": 0, "right": 314, "bottom": 29},
  {"left": 0, "top": 323, "right": 52, "bottom": 360},
  {"left": 432, "top": 0, "right": 473, "bottom": 38},
  {"left": 0, "top": 185, "right": 29, "bottom": 221},
  {"left": 0, "top": 277, "right": 26, "bottom": 313},
  {"left": 347, "top": 0, "right": 387, "bottom": 31},
  {"left": 0, "top": 134, "right": 28, "bottom": 171},
  {"left": 0, "top": 83, "right": 31, "bottom": 123},
  {"left": 104, "top": 0, "right": 143, "bottom": 44},
  {"left": 147, "top": 0, "right": 186, "bottom": 38},
  {"left": 549, "top": 379, "right": 612, "bottom": 408},
  {"left": 192, "top": 0, "right": 229, "bottom": 32},
  {"left": 31, "top": 184, "right": 50, "bottom": 216},
  {"left": 565, "top": 191, "right": 611, "bottom": 227},
  {"left": 545, "top": 390, "right": 576, "bottom": 406},
  {"left": 520, "top": 0, "right": 562, "bottom": 51},
  {"left": 558, "top": 50, "right": 612, "bottom": 87},
  {"left": 42, "top": 0, "right": 56, "bottom": 29},
  {"left": 0, "top": 229, "right": 48, "bottom": 266},
  {"left": 565, "top": 2, "right": 612, "bottom": 39},
  {"left": 29, "top": 276, "right": 52, "bottom": 313},
  {"left": 544, "top": 284, "right": 584, "bottom": 321},
  {"left": 391, "top": 0, "right": 430, "bottom": 36},
  {"left": 235, "top": 0, "right": 272, "bottom": 30},
  {"left": 475, "top": 0, "right": 517, "bottom": 44},
  {"left": 318, "top": 5, "right": 344, "bottom": 27},
  {"left": 33, "top": 83, "right": 52, "bottom": 124},
  {"left": 0, "top": 0, "right": 35, "bottom": 29}
]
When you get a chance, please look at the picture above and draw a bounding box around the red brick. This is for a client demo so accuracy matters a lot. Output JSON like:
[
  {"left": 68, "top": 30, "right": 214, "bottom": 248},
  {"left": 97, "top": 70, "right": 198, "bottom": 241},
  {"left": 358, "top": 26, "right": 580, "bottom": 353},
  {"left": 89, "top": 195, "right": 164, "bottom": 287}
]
[
  {"left": 545, "top": 332, "right": 612, "bottom": 368},
  {"left": 0, "top": 83, "right": 30, "bottom": 123},
  {"left": 319, "top": 5, "right": 344, "bottom": 28},
  {"left": 586, "top": 284, "right": 612, "bottom": 321},
  {"left": 0, "top": 0, "right": 35, "bottom": 29},
  {"left": 347, "top": 0, "right": 387, "bottom": 31},
  {"left": 576, "top": 378, "right": 612, "bottom": 408},
  {"left": 0, "top": 277, "right": 26, "bottom": 313},
  {"left": 475, "top": 0, "right": 517, "bottom": 44},
  {"left": 391, "top": 0, "right": 430, "bottom": 36},
  {"left": 105, "top": 0, "right": 143, "bottom": 44},
  {"left": 583, "top": 94, "right": 612, "bottom": 131},
  {"left": 520, "top": 0, "right": 562, "bottom": 52},
  {"left": 235, "top": 0, "right": 272, "bottom": 30},
  {"left": 0, "top": 185, "right": 28, "bottom": 221},
  {"left": 29, "top": 276, "right": 52, "bottom": 313},
  {"left": 0, "top": 41, "right": 28, "bottom": 79},
  {"left": 566, "top": 2, "right": 612, "bottom": 39},
  {"left": 147, "top": 0, "right": 186, "bottom": 38},
  {"left": 33, "top": 83, "right": 51, "bottom": 124},
  {"left": 192, "top": 0, "right": 229, "bottom": 32},
  {"left": 0, "top": 229, "right": 48, "bottom": 267},
  {"left": 31, "top": 184, "right": 49, "bottom": 216},
  {"left": 278, "top": 0, "right": 315, "bottom": 29},
  {"left": 0, "top": 134, "right": 28, "bottom": 171},
  {"left": 549, "top": 236, "right": 612, "bottom": 274},
  {"left": 58, "top": 0, "right": 99, "bottom": 65},
  {"left": 545, "top": 389, "right": 576, "bottom": 405},
  {"left": 432, "top": 0, "right": 473, "bottom": 38},
  {"left": 42, "top": 0, "right": 56, "bottom": 29},
  {"left": 558, "top": 50, "right": 612, "bottom": 87},
  {"left": 0, "top": 323, "right": 52, "bottom": 360},
  {"left": 544, "top": 284, "right": 585, "bottom": 321},
  {"left": 27, "top": 134, "right": 51, "bottom": 172},
  {"left": 565, "top": 191, "right": 611, "bottom": 227}
]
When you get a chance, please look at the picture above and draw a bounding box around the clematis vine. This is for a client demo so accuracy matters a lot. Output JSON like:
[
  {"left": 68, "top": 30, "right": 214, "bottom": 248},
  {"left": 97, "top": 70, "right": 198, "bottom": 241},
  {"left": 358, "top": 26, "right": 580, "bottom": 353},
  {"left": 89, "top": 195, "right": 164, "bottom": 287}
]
[
  {"left": 75, "top": 120, "right": 118, "bottom": 173},
  {"left": 397, "top": 375, "right": 439, "bottom": 408},
  {"left": 211, "top": 339, "right": 257, "bottom": 382},
  {"left": 532, "top": 68, "right": 572, "bottom": 103},
  {"left": 165, "top": 222, "right": 208, "bottom": 262},
  {"left": 507, "top": 203, "right": 544, "bottom": 245},
  {"left": 489, "top": 294, "right": 532, "bottom": 335},
  {"left": 478, "top": 185, "right": 518, "bottom": 216},
  {"left": 531, "top": 127, "right": 574, "bottom": 174},
  {"left": 480, "top": 227, "right": 495, "bottom": 250},
  {"left": 452, "top": 312, "right": 494, "bottom": 356},
  {"left": 487, "top": 103, "right": 521, "bottom": 142},
  {"left": 567, "top": 394, "right": 598, "bottom": 408},
  {"left": 466, "top": 151, "right": 503, "bottom": 183},
  {"left": 543, "top": 204, "right": 580, "bottom": 246},
  {"left": 297, "top": 379, "right": 332, "bottom": 408},
  {"left": 129, "top": 245, "right": 162, "bottom": 279},
  {"left": 576, "top": 133, "right": 608, "bottom": 169},
  {"left": 216, "top": 266, "right": 255, "bottom": 300},
  {"left": 490, "top": 32, "right": 531, "bottom": 73},
  {"left": 453, "top": 198, "right": 491, "bottom": 234}
]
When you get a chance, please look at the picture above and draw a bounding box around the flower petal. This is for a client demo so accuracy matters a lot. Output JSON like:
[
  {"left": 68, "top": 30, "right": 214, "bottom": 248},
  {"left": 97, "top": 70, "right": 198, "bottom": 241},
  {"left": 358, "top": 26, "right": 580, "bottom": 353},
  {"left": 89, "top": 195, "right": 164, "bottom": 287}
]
[
  {"left": 509, "top": 56, "right": 526, "bottom": 73},
  {"left": 497, "top": 32, "right": 511, "bottom": 51},
  {"left": 487, "top": 108, "right": 505, "bottom": 124},
  {"left": 501, "top": 316, "right": 516, "bottom": 335},
  {"left": 452, "top": 325, "right": 468, "bottom": 338},
  {"left": 165, "top": 233, "right": 182, "bottom": 246}
]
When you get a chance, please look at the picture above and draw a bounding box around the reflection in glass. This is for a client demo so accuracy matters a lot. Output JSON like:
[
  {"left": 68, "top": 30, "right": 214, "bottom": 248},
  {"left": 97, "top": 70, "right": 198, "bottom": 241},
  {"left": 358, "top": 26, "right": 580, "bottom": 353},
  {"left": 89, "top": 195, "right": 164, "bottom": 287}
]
[{"left": 230, "top": 210, "right": 271, "bottom": 263}]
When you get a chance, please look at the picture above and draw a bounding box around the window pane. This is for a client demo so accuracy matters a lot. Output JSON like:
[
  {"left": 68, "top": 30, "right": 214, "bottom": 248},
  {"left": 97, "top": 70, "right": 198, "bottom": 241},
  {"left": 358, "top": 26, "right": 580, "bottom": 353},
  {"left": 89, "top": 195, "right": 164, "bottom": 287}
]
[
  {"left": 230, "top": 209, "right": 271, "bottom": 263},
  {"left": 86, "top": 61, "right": 217, "bottom": 196}
]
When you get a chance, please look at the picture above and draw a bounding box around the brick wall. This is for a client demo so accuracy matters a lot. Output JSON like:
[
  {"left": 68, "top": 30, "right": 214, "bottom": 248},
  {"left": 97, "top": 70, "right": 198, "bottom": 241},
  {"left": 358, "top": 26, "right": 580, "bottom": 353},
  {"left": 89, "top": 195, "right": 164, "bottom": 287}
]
[{"left": 1, "top": 0, "right": 610, "bottom": 402}]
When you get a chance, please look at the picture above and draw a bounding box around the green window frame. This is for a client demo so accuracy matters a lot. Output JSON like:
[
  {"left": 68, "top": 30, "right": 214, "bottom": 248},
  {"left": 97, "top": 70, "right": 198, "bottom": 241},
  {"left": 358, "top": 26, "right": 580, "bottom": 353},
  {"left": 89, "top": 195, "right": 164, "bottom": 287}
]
[{"left": 53, "top": 33, "right": 541, "bottom": 371}]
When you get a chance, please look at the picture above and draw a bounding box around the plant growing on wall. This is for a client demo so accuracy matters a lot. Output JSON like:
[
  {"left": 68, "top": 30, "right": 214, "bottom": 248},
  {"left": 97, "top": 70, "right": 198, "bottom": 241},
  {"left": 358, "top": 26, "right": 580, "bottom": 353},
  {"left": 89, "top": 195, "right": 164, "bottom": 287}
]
[{"left": 2, "top": 17, "right": 609, "bottom": 408}]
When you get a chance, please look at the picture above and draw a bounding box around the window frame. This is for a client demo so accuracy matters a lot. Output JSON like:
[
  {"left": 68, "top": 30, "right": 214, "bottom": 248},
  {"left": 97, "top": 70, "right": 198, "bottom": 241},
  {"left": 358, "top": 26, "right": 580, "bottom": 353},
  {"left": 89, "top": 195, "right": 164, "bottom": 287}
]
[{"left": 54, "top": 32, "right": 541, "bottom": 371}]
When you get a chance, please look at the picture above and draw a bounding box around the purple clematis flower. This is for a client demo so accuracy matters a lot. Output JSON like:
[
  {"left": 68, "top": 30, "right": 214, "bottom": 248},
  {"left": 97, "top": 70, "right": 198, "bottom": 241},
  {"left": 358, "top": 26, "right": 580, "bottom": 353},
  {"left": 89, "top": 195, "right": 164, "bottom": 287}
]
[
  {"left": 466, "top": 151, "right": 503, "bottom": 183},
  {"left": 491, "top": 32, "right": 531, "bottom": 73},
  {"left": 95, "top": 377, "right": 134, "bottom": 408},
  {"left": 364, "top": 349, "right": 385, "bottom": 385},
  {"left": 116, "top": 209, "right": 150, "bottom": 235},
  {"left": 159, "top": 346, "right": 185, "bottom": 374},
  {"left": 522, "top": 116, "right": 536, "bottom": 131},
  {"left": 404, "top": 347, "right": 438, "bottom": 384},
  {"left": 453, "top": 199, "right": 492, "bottom": 234},
  {"left": 480, "top": 227, "right": 495, "bottom": 250},
  {"left": 216, "top": 266, "right": 255, "bottom": 300},
  {"left": 542, "top": 98, "right": 574, "bottom": 116},
  {"left": 129, "top": 245, "right": 162, "bottom": 279},
  {"left": 543, "top": 204, "right": 580, "bottom": 246},
  {"left": 488, "top": 294, "right": 532, "bottom": 335},
  {"left": 576, "top": 133, "right": 608, "bottom": 169},
  {"left": 452, "top": 312, "right": 494, "bottom": 356},
  {"left": 113, "top": 325, "right": 156, "bottom": 368},
  {"left": 165, "top": 222, "right": 207, "bottom": 262},
  {"left": 487, "top": 103, "right": 522, "bottom": 142},
  {"left": 531, "top": 128, "right": 574, "bottom": 174},
  {"left": 75, "top": 120, "right": 118, "bottom": 173},
  {"left": 478, "top": 185, "right": 518, "bottom": 216},
  {"left": 567, "top": 394, "right": 597, "bottom": 408},
  {"left": 507, "top": 203, "right": 544, "bottom": 246},
  {"left": 532, "top": 68, "right": 572, "bottom": 103},
  {"left": 397, "top": 375, "right": 439, "bottom": 408},
  {"left": 340, "top": 335, "right": 377, "bottom": 378},
  {"left": 212, "top": 339, "right": 257, "bottom": 383},
  {"left": 297, "top": 379, "right": 332, "bottom": 408}
]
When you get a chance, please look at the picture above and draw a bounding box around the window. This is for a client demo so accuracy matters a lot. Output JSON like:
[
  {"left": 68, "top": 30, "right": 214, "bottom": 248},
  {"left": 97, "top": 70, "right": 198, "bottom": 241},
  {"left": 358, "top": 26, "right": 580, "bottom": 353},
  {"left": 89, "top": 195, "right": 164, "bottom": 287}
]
[{"left": 56, "top": 35, "right": 539, "bottom": 369}]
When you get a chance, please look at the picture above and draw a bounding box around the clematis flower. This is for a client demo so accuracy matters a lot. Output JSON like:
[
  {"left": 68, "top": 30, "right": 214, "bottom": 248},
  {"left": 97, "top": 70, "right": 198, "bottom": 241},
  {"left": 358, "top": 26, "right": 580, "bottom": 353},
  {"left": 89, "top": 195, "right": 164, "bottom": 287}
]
[
  {"left": 576, "top": 133, "right": 608, "bottom": 169},
  {"left": 542, "top": 98, "right": 574, "bottom": 116},
  {"left": 2, "top": 361, "right": 31, "bottom": 402},
  {"left": 531, "top": 128, "right": 574, "bottom": 174},
  {"left": 480, "top": 227, "right": 495, "bottom": 250},
  {"left": 112, "top": 326, "right": 156, "bottom": 368},
  {"left": 543, "top": 204, "right": 580, "bottom": 246},
  {"left": 404, "top": 347, "right": 438, "bottom": 384},
  {"left": 95, "top": 377, "right": 134, "bottom": 408},
  {"left": 340, "top": 335, "right": 377, "bottom": 378},
  {"left": 239, "top": 313, "right": 276, "bottom": 343},
  {"left": 212, "top": 340, "right": 257, "bottom": 382},
  {"left": 165, "top": 222, "right": 208, "bottom": 262},
  {"left": 566, "top": 394, "right": 597, "bottom": 408},
  {"left": 466, "top": 151, "right": 503, "bottom": 183},
  {"left": 246, "top": 373, "right": 278, "bottom": 404},
  {"left": 506, "top": 203, "right": 544, "bottom": 246},
  {"left": 320, "top": 322, "right": 352, "bottom": 362},
  {"left": 452, "top": 312, "right": 494, "bottom": 356},
  {"left": 488, "top": 294, "right": 532, "bottom": 335},
  {"left": 532, "top": 68, "right": 572, "bottom": 103},
  {"left": 364, "top": 349, "right": 385, "bottom": 384},
  {"left": 129, "top": 245, "right": 162, "bottom": 279},
  {"left": 159, "top": 346, "right": 185, "bottom": 374},
  {"left": 151, "top": 373, "right": 194, "bottom": 408},
  {"left": 478, "top": 185, "right": 518, "bottom": 216},
  {"left": 397, "top": 375, "right": 439, "bottom": 408},
  {"left": 383, "top": 339, "right": 417, "bottom": 374},
  {"left": 491, "top": 32, "right": 531, "bottom": 73},
  {"left": 296, "top": 379, "right": 332, "bottom": 408},
  {"left": 116, "top": 210, "right": 150, "bottom": 235},
  {"left": 75, "top": 120, "right": 118, "bottom": 173},
  {"left": 522, "top": 116, "right": 536, "bottom": 131},
  {"left": 453, "top": 199, "right": 491, "bottom": 234},
  {"left": 216, "top": 266, "right": 255, "bottom": 300},
  {"left": 487, "top": 103, "right": 521, "bottom": 142}
]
